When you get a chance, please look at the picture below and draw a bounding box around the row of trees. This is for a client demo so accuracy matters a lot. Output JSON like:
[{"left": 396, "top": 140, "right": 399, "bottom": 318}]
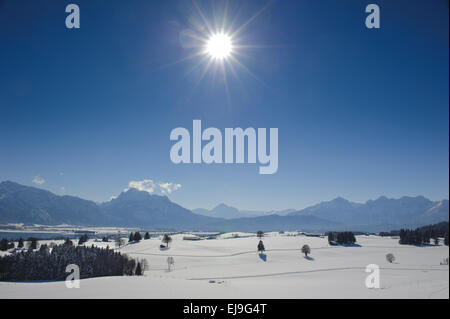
[
  {"left": 0, "top": 237, "right": 38, "bottom": 251},
  {"left": 327, "top": 232, "right": 357, "bottom": 245},
  {"left": 0, "top": 240, "right": 141, "bottom": 281},
  {"left": 399, "top": 228, "right": 448, "bottom": 245},
  {"left": 380, "top": 222, "right": 449, "bottom": 246},
  {"left": 128, "top": 232, "right": 151, "bottom": 243},
  {"left": 129, "top": 232, "right": 142, "bottom": 242}
]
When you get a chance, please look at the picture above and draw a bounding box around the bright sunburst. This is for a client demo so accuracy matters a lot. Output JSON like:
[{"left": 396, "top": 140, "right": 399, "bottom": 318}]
[
  {"left": 164, "top": 0, "right": 273, "bottom": 101},
  {"left": 206, "top": 33, "right": 233, "bottom": 60}
]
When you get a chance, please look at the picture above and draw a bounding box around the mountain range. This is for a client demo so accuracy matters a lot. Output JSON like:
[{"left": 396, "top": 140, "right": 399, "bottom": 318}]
[
  {"left": 0, "top": 181, "right": 448, "bottom": 232},
  {"left": 193, "top": 204, "right": 295, "bottom": 219}
]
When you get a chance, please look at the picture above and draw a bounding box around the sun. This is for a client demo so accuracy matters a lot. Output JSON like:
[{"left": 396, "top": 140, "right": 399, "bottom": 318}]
[
  {"left": 206, "top": 33, "right": 232, "bottom": 60},
  {"left": 165, "top": 0, "right": 273, "bottom": 98}
]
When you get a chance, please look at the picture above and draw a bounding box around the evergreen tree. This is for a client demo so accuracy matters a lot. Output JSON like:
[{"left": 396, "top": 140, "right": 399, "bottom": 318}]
[
  {"left": 28, "top": 238, "right": 38, "bottom": 250},
  {"left": 0, "top": 241, "right": 140, "bottom": 281},
  {"left": 0, "top": 238, "right": 8, "bottom": 251},
  {"left": 144, "top": 232, "right": 150, "bottom": 240},
  {"left": 327, "top": 232, "right": 334, "bottom": 244},
  {"left": 134, "top": 232, "right": 142, "bottom": 242},
  {"left": 129, "top": 232, "right": 134, "bottom": 243},
  {"left": 18, "top": 237, "right": 24, "bottom": 248},
  {"left": 257, "top": 240, "right": 265, "bottom": 253},
  {"left": 257, "top": 231, "right": 264, "bottom": 239},
  {"left": 445, "top": 232, "right": 449, "bottom": 246},
  {"left": 78, "top": 234, "right": 89, "bottom": 245},
  {"left": 135, "top": 262, "right": 142, "bottom": 276}
]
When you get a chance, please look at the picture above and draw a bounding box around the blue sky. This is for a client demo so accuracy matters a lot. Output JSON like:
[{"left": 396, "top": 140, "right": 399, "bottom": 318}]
[{"left": 0, "top": 0, "right": 448, "bottom": 211}]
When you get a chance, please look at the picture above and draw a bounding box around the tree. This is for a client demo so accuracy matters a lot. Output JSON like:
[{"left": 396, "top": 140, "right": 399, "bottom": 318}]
[
  {"left": 18, "top": 237, "right": 24, "bottom": 248},
  {"left": 0, "top": 238, "right": 8, "bottom": 251},
  {"left": 386, "top": 253, "right": 395, "bottom": 263},
  {"left": 129, "top": 232, "right": 134, "bottom": 243},
  {"left": 0, "top": 241, "right": 140, "bottom": 281},
  {"left": 135, "top": 262, "right": 143, "bottom": 276},
  {"left": 102, "top": 236, "right": 109, "bottom": 242},
  {"left": 301, "top": 244, "right": 311, "bottom": 257},
  {"left": 167, "top": 256, "right": 175, "bottom": 271},
  {"left": 78, "top": 234, "right": 89, "bottom": 245},
  {"left": 39, "top": 244, "right": 50, "bottom": 255},
  {"left": 64, "top": 238, "right": 73, "bottom": 246},
  {"left": 162, "top": 234, "right": 172, "bottom": 248},
  {"left": 144, "top": 232, "right": 150, "bottom": 240},
  {"left": 140, "top": 259, "right": 149, "bottom": 272},
  {"left": 115, "top": 237, "right": 126, "bottom": 248},
  {"left": 133, "top": 232, "right": 142, "bottom": 242},
  {"left": 28, "top": 238, "right": 38, "bottom": 250},
  {"left": 327, "top": 232, "right": 334, "bottom": 245},
  {"left": 444, "top": 232, "right": 449, "bottom": 246},
  {"left": 257, "top": 231, "right": 264, "bottom": 239},
  {"left": 257, "top": 240, "right": 265, "bottom": 253}
]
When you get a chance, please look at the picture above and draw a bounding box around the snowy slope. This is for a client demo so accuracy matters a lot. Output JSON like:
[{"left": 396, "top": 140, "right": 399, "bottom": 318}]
[{"left": 0, "top": 234, "right": 448, "bottom": 298}]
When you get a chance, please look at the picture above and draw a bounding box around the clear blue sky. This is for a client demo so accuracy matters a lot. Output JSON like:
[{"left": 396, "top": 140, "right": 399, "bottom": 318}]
[{"left": 0, "top": 0, "right": 448, "bottom": 210}]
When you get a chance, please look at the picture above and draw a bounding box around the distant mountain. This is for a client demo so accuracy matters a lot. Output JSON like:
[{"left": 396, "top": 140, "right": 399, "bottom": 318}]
[
  {"left": 0, "top": 181, "right": 448, "bottom": 232},
  {"left": 101, "top": 188, "right": 219, "bottom": 230},
  {"left": 205, "top": 214, "right": 338, "bottom": 232},
  {"left": 0, "top": 181, "right": 218, "bottom": 230},
  {"left": 0, "top": 181, "right": 105, "bottom": 226},
  {"left": 288, "top": 196, "right": 449, "bottom": 231},
  {"left": 193, "top": 203, "right": 295, "bottom": 219}
]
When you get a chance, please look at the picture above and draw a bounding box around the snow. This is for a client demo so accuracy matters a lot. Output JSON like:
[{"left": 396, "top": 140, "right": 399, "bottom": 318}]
[{"left": 0, "top": 234, "right": 448, "bottom": 298}]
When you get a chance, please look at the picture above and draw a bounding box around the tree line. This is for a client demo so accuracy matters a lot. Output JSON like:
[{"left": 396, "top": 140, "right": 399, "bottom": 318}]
[
  {"left": 399, "top": 228, "right": 448, "bottom": 246},
  {"left": 327, "top": 232, "right": 357, "bottom": 245},
  {"left": 380, "top": 222, "right": 449, "bottom": 246},
  {"left": 128, "top": 232, "right": 151, "bottom": 243},
  {"left": 0, "top": 237, "right": 37, "bottom": 251},
  {"left": 0, "top": 239, "right": 141, "bottom": 281}
]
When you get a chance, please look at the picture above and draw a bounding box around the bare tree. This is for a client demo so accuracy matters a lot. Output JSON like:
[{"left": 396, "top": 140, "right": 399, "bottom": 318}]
[
  {"left": 115, "top": 237, "right": 126, "bottom": 248},
  {"left": 140, "top": 258, "right": 150, "bottom": 272},
  {"left": 167, "top": 256, "right": 175, "bottom": 271},
  {"left": 386, "top": 253, "right": 395, "bottom": 263},
  {"left": 301, "top": 244, "right": 311, "bottom": 257},
  {"left": 162, "top": 234, "right": 172, "bottom": 248}
]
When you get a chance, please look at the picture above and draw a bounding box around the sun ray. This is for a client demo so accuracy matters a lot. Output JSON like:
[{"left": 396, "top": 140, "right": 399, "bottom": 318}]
[
  {"left": 230, "top": 1, "right": 273, "bottom": 38},
  {"left": 158, "top": 50, "right": 206, "bottom": 70},
  {"left": 192, "top": 0, "right": 215, "bottom": 37},
  {"left": 193, "top": 57, "right": 214, "bottom": 90},
  {"left": 220, "top": 59, "right": 231, "bottom": 106},
  {"left": 228, "top": 55, "right": 269, "bottom": 89},
  {"left": 221, "top": 0, "right": 230, "bottom": 33}
]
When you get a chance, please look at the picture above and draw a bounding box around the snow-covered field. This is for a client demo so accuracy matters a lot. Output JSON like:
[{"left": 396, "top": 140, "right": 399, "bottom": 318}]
[{"left": 0, "top": 233, "right": 448, "bottom": 298}]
